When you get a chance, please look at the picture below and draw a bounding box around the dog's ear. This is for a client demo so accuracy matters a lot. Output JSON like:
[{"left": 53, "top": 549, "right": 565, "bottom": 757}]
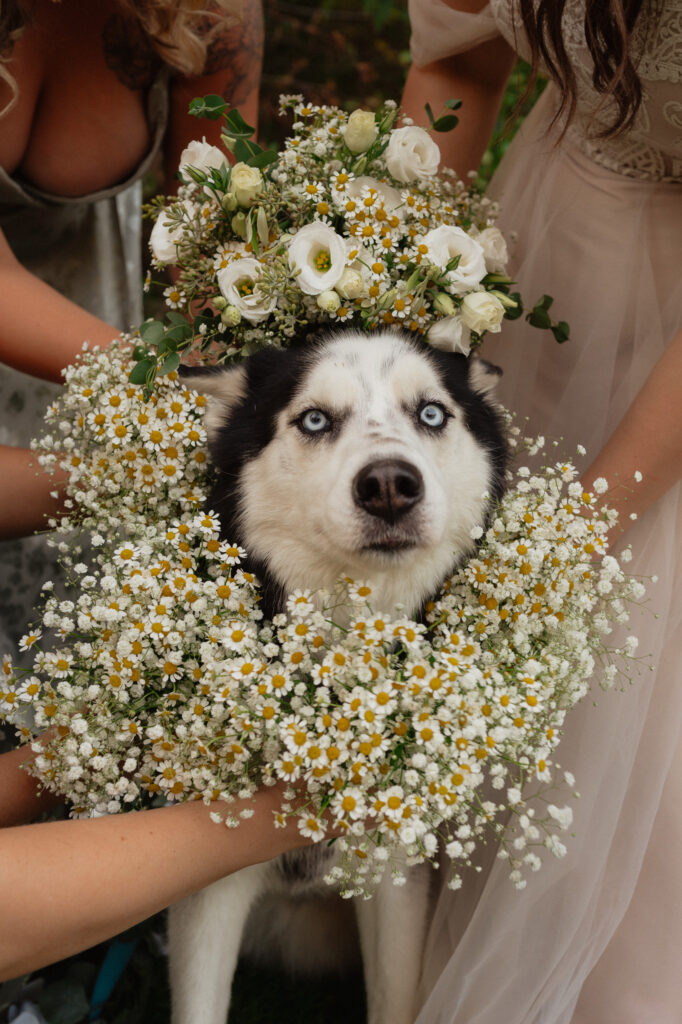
[
  {"left": 468, "top": 356, "right": 502, "bottom": 399},
  {"left": 179, "top": 364, "right": 247, "bottom": 443}
]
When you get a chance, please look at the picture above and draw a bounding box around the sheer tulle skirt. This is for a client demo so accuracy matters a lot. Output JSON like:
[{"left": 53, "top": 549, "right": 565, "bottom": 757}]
[{"left": 416, "top": 88, "right": 682, "bottom": 1024}]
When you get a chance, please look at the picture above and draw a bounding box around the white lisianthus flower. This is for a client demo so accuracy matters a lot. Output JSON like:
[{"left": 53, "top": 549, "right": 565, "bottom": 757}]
[
  {"left": 427, "top": 315, "right": 471, "bottom": 355},
  {"left": 421, "top": 225, "right": 487, "bottom": 291},
  {"left": 230, "top": 162, "right": 264, "bottom": 206},
  {"left": 384, "top": 126, "right": 440, "bottom": 182},
  {"left": 460, "top": 290, "right": 506, "bottom": 334},
  {"left": 149, "top": 206, "right": 189, "bottom": 263},
  {"left": 216, "top": 258, "right": 276, "bottom": 323},
  {"left": 475, "top": 226, "right": 509, "bottom": 273},
  {"left": 288, "top": 221, "right": 348, "bottom": 295},
  {"left": 343, "top": 109, "right": 378, "bottom": 153},
  {"left": 179, "top": 137, "right": 227, "bottom": 178}
]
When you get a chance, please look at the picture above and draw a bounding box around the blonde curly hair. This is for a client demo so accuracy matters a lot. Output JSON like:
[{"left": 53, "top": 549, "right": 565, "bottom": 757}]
[{"left": 0, "top": 0, "right": 243, "bottom": 114}]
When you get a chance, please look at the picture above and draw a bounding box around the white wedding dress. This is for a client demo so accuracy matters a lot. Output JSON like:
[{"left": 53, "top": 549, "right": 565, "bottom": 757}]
[{"left": 409, "top": 2, "right": 682, "bottom": 1022}]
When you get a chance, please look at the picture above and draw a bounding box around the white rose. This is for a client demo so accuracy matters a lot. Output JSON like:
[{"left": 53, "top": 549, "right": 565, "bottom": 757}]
[
  {"left": 476, "top": 226, "right": 509, "bottom": 273},
  {"left": 149, "top": 204, "right": 192, "bottom": 263},
  {"left": 421, "top": 225, "right": 487, "bottom": 292},
  {"left": 343, "top": 109, "right": 378, "bottom": 153},
  {"left": 384, "top": 126, "right": 440, "bottom": 182},
  {"left": 179, "top": 137, "right": 227, "bottom": 178},
  {"left": 427, "top": 316, "right": 471, "bottom": 355},
  {"left": 460, "top": 290, "right": 506, "bottom": 334},
  {"left": 230, "top": 162, "right": 263, "bottom": 207},
  {"left": 316, "top": 290, "right": 341, "bottom": 313},
  {"left": 336, "top": 267, "right": 367, "bottom": 300},
  {"left": 288, "top": 221, "right": 348, "bottom": 295},
  {"left": 216, "top": 258, "right": 276, "bottom": 323}
]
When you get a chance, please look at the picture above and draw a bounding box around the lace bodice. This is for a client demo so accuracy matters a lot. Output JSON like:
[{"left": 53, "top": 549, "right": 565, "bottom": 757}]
[{"left": 489, "top": 0, "right": 682, "bottom": 181}]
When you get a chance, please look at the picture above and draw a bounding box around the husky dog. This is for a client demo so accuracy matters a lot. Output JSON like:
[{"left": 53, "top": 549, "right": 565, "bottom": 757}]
[{"left": 170, "top": 328, "right": 507, "bottom": 1024}]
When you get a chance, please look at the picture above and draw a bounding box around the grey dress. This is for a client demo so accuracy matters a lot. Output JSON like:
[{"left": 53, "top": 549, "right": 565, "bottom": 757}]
[{"left": 0, "top": 73, "right": 168, "bottom": 666}]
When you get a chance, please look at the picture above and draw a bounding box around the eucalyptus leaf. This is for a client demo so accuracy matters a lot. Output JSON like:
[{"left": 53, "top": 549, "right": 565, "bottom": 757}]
[
  {"left": 139, "top": 320, "right": 165, "bottom": 345},
  {"left": 164, "top": 324, "right": 191, "bottom": 344},
  {"left": 247, "top": 148, "right": 278, "bottom": 169},
  {"left": 159, "top": 352, "right": 181, "bottom": 376},
  {"left": 224, "top": 108, "right": 256, "bottom": 139},
  {"left": 128, "top": 359, "right": 156, "bottom": 385},
  {"left": 527, "top": 309, "right": 552, "bottom": 329},
  {"left": 432, "top": 114, "right": 459, "bottom": 133},
  {"left": 234, "top": 138, "right": 264, "bottom": 164},
  {"left": 166, "top": 311, "right": 189, "bottom": 326},
  {"left": 552, "top": 321, "right": 570, "bottom": 343},
  {"left": 188, "top": 94, "right": 228, "bottom": 120}
]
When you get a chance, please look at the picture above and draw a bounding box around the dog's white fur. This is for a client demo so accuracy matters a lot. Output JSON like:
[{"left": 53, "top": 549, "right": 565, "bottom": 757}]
[{"left": 169, "top": 331, "right": 502, "bottom": 1024}]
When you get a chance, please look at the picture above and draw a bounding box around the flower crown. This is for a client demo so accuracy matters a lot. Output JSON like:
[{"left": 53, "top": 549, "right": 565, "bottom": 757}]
[{"left": 135, "top": 95, "right": 568, "bottom": 393}]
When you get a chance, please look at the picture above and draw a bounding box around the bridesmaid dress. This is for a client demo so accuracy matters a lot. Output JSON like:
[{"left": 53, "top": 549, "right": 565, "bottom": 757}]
[
  {"left": 409, "top": 2, "right": 682, "bottom": 1022},
  {"left": 0, "top": 73, "right": 168, "bottom": 670}
]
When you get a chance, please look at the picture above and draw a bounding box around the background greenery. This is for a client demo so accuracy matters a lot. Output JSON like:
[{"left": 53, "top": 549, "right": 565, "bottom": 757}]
[{"left": 1, "top": 2, "right": 545, "bottom": 1022}]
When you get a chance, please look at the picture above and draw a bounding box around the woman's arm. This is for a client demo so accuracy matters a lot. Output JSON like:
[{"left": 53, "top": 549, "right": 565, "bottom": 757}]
[
  {"left": 583, "top": 325, "right": 682, "bottom": 543},
  {"left": 0, "top": 742, "right": 311, "bottom": 981},
  {"left": 0, "top": 446, "right": 68, "bottom": 540},
  {"left": 164, "top": 0, "right": 264, "bottom": 191},
  {"left": 0, "top": 228, "right": 120, "bottom": 383},
  {"left": 402, "top": 0, "right": 515, "bottom": 178}
]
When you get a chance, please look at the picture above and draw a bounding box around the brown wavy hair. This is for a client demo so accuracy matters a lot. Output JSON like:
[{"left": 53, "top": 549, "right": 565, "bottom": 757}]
[
  {"left": 518, "top": 0, "right": 647, "bottom": 137},
  {"left": 0, "top": 0, "right": 242, "bottom": 114}
]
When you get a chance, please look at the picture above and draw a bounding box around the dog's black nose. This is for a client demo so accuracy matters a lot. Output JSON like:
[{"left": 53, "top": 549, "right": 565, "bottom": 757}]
[{"left": 353, "top": 459, "right": 424, "bottom": 522}]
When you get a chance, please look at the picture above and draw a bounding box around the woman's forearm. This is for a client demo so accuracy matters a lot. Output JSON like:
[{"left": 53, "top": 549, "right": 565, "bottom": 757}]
[
  {"left": 583, "top": 326, "right": 682, "bottom": 542},
  {"left": 402, "top": 36, "right": 515, "bottom": 178},
  {"left": 0, "top": 785, "right": 305, "bottom": 981},
  {"left": 0, "top": 446, "right": 68, "bottom": 540},
  {"left": 0, "top": 232, "right": 120, "bottom": 382}
]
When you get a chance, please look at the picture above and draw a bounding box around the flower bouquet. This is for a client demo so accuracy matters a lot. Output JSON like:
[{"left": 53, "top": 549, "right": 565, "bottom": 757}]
[
  {"left": 0, "top": 98, "right": 643, "bottom": 895},
  {"left": 134, "top": 94, "right": 568, "bottom": 394}
]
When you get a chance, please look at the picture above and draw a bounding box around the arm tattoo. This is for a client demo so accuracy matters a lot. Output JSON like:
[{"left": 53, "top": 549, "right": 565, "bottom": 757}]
[
  {"left": 102, "top": 13, "right": 161, "bottom": 91},
  {"left": 203, "top": 0, "right": 264, "bottom": 106}
]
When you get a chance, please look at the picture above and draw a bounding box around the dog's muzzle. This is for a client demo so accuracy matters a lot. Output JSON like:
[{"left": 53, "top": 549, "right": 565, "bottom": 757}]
[{"left": 353, "top": 459, "right": 424, "bottom": 524}]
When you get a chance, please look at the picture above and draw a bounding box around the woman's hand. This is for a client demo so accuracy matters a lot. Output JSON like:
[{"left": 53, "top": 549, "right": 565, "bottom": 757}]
[{"left": 581, "top": 324, "right": 682, "bottom": 548}]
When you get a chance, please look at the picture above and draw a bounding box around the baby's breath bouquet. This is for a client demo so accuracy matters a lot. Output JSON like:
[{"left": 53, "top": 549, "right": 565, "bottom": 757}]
[
  {"left": 0, "top": 97, "right": 644, "bottom": 895},
  {"left": 0, "top": 336, "right": 644, "bottom": 893},
  {"left": 133, "top": 94, "right": 568, "bottom": 394}
]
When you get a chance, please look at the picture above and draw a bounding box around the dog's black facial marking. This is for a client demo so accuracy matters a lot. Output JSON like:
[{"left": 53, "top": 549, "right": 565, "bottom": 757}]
[
  {"left": 204, "top": 346, "right": 313, "bottom": 589},
  {"left": 423, "top": 346, "right": 508, "bottom": 507}
]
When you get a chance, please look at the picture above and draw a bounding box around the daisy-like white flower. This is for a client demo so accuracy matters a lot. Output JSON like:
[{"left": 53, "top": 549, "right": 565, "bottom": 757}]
[
  {"left": 163, "top": 284, "right": 186, "bottom": 310},
  {"left": 19, "top": 630, "right": 42, "bottom": 652},
  {"left": 298, "top": 814, "right": 327, "bottom": 841}
]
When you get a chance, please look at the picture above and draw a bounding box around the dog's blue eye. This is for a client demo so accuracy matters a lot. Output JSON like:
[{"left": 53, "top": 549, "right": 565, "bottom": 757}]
[
  {"left": 299, "top": 409, "right": 330, "bottom": 434},
  {"left": 419, "top": 403, "right": 446, "bottom": 429}
]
